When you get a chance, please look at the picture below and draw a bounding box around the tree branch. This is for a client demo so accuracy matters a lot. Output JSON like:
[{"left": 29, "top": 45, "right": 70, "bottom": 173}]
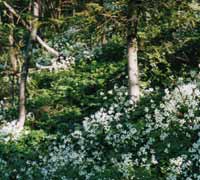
[{"left": 3, "top": 1, "right": 59, "bottom": 57}]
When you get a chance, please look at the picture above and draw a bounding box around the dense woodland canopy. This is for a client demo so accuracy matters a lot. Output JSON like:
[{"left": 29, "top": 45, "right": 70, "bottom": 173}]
[{"left": 0, "top": 0, "right": 200, "bottom": 179}]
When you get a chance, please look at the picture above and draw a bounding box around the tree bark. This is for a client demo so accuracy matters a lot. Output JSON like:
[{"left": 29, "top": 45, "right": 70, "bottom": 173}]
[
  {"left": 17, "top": 0, "right": 39, "bottom": 129},
  {"left": 8, "top": 14, "right": 17, "bottom": 74},
  {"left": 8, "top": 12, "right": 17, "bottom": 107},
  {"left": 18, "top": 66, "right": 27, "bottom": 129},
  {"left": 36, "top": 36, "right": 59, "bottom": 56},
  {"left": 102, "top": 32, "right": 107, "bottom": 45},
  {"left": 127, "top": 0, "right": 140, "bottom": 102},
  {"left": 32, "top": 0, "right": 39, "bottom": 40},
  {"left": 58, "top": 0, "right": 62, "bottom": 18},
  {"left": 17, "top": 32, "right": 33, "bottom": 129},
  {"left": 128, "top": 38, "right": 139, "bottom": 102},
  {"left": 10, "top": 75, "right": 15, "bottom": 107}
]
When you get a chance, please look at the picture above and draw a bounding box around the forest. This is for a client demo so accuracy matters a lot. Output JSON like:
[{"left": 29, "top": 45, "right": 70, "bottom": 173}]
[{"left": 0, "top": 0, "right": 200, "bottom": 179}]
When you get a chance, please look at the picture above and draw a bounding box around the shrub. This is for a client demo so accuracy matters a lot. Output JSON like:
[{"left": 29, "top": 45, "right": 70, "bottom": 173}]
[
  {"left": 30, "top": 72, "right": 199, "bottom": 179},
  {"left": 1, "top": 72, "right": 200, "bottom": 179},
  {"left": 93, "top": 42, "right": 125, "bottom": 62}
]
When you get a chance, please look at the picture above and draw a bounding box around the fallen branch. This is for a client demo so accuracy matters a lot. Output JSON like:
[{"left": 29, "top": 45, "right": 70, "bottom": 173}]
[
  {"left": 3, "top": 1, "right": 59, "bottom": 57},
  {"left": 36, "top": 36, "right": 59, "bottom": 56}
]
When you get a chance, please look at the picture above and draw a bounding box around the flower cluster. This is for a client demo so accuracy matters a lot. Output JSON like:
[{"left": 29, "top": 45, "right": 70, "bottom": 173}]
[
  {"left": 0, "top": 120, "right": 22, "bottom": 142},
  {"left": 49, "top": 28, "right": 94, "bottom": 62},
  {"left": 1, "top": 73, "right": 200, "bottom": 179}
]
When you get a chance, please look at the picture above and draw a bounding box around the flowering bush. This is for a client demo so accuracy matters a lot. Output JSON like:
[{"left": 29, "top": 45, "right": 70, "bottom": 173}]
[
  {"left": 1, "top": 73, "right": 200, "bottom": 179},
  {"left": 34, "top": 27, "right": 94, "bottom": 71},
  {"left": 0, "top": 120, "right": 21, "bottom": 142},
  {"left": 48, "top": 28, "right": 94, "bottom": 62}
]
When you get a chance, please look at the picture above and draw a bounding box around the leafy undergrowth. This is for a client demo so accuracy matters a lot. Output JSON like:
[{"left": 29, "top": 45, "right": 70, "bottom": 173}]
[
  {"left": 27, "top": 59, "right": 127, "bottom": 134},
  {"left": 0, "top": 34, "right": 199, "bottom": 179},
  {"left": 0, "top": 71, "right": 200, "bottom": 179}
]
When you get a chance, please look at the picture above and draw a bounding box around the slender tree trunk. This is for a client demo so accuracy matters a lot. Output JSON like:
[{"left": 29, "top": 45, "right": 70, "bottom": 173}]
[
  {"left": 8, "top": 12, "right": 18, "bottom": 109},
  {"left": 9, "top": 75, "right": 15, "bottom": 108},
  {"left": 72, "top": 0, "right": 76, "bottom": 17},
  {"left": 128, "top": 38, "right": 139, "bottom": 102},
  {"left": 102, "top": 32, "right": 107, "bottom": 45},
  {"left": 127, "top": 0, "right": 140, "bottom": 102},
  {"left": 18, "top": 0, "right": 39, "bottom": 129},
  {"left": 18, "top": 33, "right": 32, "bottom": 129},
  {"left": 32, "top": 0, "right": 39, "bottom": 40},
  {"left": 58, "top": 0, "right": 62, "bottom": 18},
  {"left": 72, "top": 7, "right": 76, "bottom": 16},
  {"left": 18, "top": 67, "right": 27, "bottom": 129},
  {"left": 8, "top": 15, "right": 17, "bottom": 73},
  {"left": 99, "top": 0, "right": 107, "bottom": 45}
]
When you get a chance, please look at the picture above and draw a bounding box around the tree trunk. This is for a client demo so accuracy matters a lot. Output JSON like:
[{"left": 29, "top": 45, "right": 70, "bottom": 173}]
[
  {"left": 128, "top": 38, "right": 139, "bottom": 102},
  {"left": 102, "top": 31, "right": 107, "bottom": 45},
  {"left": 17, "top": 0, "right": 39, "bottom": 129},
  {"left": 32, "top": 0, "right": 39, "bottom": 40},
  {"left": 99, "top": 0, "right": 107, "bottom": 45},
  {"left": 9, "top": 74, "right": 15, "bottom": 109},
  {"left": 72, "top": 2, "right": 76, "bottom": 17},
  {"left": 127, "top": 0, "right": 140, "bottom": 102},
  {"left": 18, "top": 34, "right": 32, "bottom": 129},
  {"left": 8, "top": 13, "right": 17, "bottom": 107},
  {"left": 58, "top": 0, "right": 62, "bottom": 18},
  {"left": 18, "top": 67, "right": 27, "bottom": 129},
  {"left": 8, "top": 19, "right": 17, "bottom": 73}
]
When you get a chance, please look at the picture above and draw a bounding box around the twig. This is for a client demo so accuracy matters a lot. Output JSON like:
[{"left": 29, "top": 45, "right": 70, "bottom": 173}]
[{"left": 3, "top": 1, "right": 59, "bottom": 57}]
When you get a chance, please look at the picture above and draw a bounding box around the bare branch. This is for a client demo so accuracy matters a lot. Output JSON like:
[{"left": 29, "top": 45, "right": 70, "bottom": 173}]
[{"left": 3, "top": 1, "right": 59, "bottom": 57}]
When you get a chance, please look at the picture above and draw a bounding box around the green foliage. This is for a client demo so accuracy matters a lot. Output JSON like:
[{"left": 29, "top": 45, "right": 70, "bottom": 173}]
[
  {"left": 26, "top": 59, "right": 126, "bottom": 133},
  {"left": 1, "top": 0, "right": 200, "bottom": 179},
  {"left": 1, "top": 73, "right": 199, "bottom": 179},
  {"left": 94, "top": 41, "right": 125, "bottom": 62}
]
